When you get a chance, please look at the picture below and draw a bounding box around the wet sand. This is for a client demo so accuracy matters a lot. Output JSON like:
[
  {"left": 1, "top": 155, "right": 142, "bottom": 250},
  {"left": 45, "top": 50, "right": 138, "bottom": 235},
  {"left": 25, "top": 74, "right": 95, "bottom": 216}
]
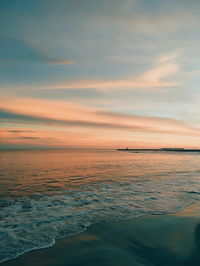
[{"left": 2, "top": 203, "right": 200, "bottom": 266}]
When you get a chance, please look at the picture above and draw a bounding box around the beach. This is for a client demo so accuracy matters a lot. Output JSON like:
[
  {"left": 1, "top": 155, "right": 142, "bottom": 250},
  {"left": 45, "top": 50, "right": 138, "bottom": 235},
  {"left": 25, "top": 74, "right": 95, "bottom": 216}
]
[
  {"left": 2, "top": 0, "right": 200, "bottom": 264},
  {"left": 2, "top": 202, "right": 200, "bottom": 266}
]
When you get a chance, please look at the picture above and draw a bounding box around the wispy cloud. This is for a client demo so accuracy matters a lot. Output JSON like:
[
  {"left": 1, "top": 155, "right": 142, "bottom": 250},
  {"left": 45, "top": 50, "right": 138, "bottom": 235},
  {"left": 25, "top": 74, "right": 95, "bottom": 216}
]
[
  {"left": 42, "top": 57, "right": 179, "bottom": 90},
  {"left": 0, "top": 95, "right": 199, "bottom": 137},
  {"left": 156, "top": 52, "right": 179, "bottom": 64},
  {"left": 0, "top": 36, "right": 73, "bottom": 65}
]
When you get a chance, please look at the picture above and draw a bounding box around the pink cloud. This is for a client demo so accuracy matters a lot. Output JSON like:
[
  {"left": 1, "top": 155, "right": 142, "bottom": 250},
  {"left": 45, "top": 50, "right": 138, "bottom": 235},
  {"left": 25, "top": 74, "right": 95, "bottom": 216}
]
[{"left": 1, "top": 95, "right": 199, "bottom": 138}]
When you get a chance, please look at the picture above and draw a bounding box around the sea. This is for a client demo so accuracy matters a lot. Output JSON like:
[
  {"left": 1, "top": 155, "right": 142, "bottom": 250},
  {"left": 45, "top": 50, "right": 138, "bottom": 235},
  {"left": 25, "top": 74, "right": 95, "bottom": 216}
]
[{"left": 1, "top": 149, "right": 200, "bottom": 263}]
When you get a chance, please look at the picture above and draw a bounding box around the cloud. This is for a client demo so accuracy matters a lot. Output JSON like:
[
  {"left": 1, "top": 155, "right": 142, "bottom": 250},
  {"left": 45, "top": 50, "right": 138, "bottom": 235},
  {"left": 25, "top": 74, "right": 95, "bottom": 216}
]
[
  {"left": 156, "top": 53, "right": 179, "bottom": 64},
  {"left": 0, "top": 95, "right": 199, "bottom": 137},
  {"left": 6, "top": 130, "right": 35, "bottom": 133},
  {"left": 0, "top": 109, "right": 154, "bottom": 131},
  {"left": 42, "top": 59, "right": 179, "bottom": 90},
  {"left": 18, "top": 136, "right": 40, "bottom": 139},
  {"left": 0, "top": 36, "right": 73, "bottom": 65}
]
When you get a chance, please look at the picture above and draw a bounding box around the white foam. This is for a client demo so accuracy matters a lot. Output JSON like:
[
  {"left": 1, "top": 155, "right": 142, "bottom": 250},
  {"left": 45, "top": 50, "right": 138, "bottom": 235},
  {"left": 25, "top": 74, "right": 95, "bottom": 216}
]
[{"left": 1, "top": 172, "right": 200, "bottom": 263}]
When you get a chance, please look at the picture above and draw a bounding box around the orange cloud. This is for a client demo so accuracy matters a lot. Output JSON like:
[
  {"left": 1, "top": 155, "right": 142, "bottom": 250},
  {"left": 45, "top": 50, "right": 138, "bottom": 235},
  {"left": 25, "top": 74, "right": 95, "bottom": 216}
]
[{"left": 0, "top": 95, "right": 199, "bottom": 138}]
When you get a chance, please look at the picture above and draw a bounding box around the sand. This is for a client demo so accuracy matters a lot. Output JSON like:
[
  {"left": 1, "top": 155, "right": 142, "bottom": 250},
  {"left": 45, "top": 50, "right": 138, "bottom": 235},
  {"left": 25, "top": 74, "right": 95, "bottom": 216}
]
[{"left": 2, "top": 203, "right": 200, "bottom": 266}]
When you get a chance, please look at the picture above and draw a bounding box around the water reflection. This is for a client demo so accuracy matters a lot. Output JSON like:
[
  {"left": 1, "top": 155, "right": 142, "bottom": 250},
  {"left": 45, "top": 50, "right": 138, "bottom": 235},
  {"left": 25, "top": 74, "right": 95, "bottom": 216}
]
[{"left": 1, "top": 150, "right": 200, "bottom": 198}]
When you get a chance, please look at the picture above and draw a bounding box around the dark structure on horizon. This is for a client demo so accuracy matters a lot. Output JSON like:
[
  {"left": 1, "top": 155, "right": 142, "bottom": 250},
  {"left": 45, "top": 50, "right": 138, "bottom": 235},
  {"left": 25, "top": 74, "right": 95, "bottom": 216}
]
[{"left": 117, "top": 148, "right": 200, "bottom": 152}]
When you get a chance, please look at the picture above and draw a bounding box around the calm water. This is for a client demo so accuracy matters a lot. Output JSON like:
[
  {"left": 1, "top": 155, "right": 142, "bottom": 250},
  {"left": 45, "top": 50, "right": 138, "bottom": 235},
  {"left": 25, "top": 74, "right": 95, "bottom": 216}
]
[{"left": 1, "top": 150, "right": 200, "bottom": 263}]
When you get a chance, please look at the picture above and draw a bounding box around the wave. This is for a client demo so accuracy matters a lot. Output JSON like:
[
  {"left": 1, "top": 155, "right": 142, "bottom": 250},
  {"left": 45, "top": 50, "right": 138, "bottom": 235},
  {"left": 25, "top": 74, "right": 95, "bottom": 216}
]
[{"left": 1, "top": 176, "right": 200, "bottom": 264}]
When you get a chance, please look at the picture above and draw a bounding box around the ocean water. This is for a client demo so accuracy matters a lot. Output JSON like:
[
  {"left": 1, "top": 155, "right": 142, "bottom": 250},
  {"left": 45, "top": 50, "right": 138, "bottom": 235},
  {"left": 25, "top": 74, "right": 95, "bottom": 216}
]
[{"left": 1, "top": 149, "right": 200, "bottom": 263}]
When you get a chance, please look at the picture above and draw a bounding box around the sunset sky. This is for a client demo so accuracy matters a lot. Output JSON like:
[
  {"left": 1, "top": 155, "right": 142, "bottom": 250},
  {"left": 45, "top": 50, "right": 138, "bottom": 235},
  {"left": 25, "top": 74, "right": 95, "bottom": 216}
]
[{"left": 1, "top": 0, "right": 200, "bottom": 149}]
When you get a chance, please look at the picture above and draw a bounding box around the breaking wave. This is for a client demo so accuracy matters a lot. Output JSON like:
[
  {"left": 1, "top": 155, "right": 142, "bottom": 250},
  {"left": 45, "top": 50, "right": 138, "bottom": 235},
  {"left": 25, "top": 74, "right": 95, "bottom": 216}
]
[{"left": 1, "top": 175, "right": 200, "bottom": 263}]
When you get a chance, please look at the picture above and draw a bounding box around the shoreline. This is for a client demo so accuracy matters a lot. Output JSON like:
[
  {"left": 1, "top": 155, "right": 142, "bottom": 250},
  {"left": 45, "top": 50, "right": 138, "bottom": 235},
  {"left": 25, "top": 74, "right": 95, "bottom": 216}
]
[{"left": 2, "top": 202, "right": 200, "bottom": 266}]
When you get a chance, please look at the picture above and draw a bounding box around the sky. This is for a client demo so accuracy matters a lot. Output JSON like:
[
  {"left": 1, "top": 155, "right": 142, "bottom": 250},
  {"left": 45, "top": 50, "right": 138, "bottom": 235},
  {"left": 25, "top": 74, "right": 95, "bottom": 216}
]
[{"left": 1, "top": 0, "right": 200, "bottom": 149}]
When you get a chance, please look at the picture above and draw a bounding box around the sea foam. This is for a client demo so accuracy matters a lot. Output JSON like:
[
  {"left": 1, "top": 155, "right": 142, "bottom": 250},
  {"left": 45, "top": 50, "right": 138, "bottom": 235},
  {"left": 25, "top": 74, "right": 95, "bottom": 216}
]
[{"left": 1, "top": 176, "right": 200, "bottom": 263}]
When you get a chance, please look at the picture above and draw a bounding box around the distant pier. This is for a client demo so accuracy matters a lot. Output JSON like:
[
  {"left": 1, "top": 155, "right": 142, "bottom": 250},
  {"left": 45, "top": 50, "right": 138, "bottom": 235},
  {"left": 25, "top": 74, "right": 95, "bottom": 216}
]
[{"left": 117, "top": 148, "right": 200, "bottom": 152}]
